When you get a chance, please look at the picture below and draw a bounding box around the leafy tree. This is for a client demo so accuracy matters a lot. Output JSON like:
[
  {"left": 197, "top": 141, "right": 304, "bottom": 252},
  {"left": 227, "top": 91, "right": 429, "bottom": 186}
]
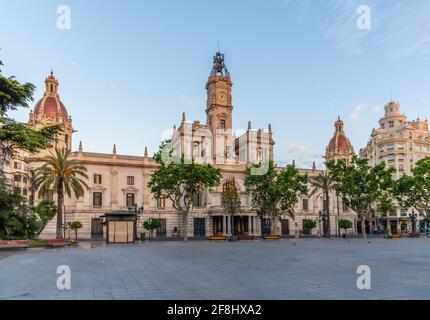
[
  {"left": 303, "top": 219, "right": 317, "bottom": 231},
  {"left": 397, "top": 158, "right": 430, "bottom": 226},
  {"left": 143, "top": 218, "right": 162, "bottom": 239},
  {"left": 339, "top": 219, "right": 353, "bottom": 237},
  {"left": 309, "top": 171, "right": 337, "bottom": 238},
  {"left": 34, "top": 148, "right": 89, "bottom": 239},
  {"left": 245, "top": 161, "right": 308, "bottom": 235},
  {"left": 376, "top": 184, "right": 396, "bottom": 236},
  {"left": 70, "top": 221, "right": 83, "bottom": 240},
  {"left": 327, "top": 157, "right": 395, "bottom": 240},
  {"left": 0, "top": 58, "right": 61, "bottom": 171},
  {"left": 32, "top": 200, "right": 57, "bottom": 238},
  {"left": 148, "top": 141, "right": 222, "bottom": 241},
  {"left": 221, "top": 178, "right": 241, "bottom": 239}
]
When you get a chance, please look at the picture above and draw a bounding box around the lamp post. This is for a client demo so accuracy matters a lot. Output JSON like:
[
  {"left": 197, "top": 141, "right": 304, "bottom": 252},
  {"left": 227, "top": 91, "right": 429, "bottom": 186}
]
[
  {"left": 322, "top": 210, "right": 328, "bottom": 238},
  {"left": 410, "top": 211, "right": 417, "bottom": 234},
  {"left": 63, "top": 203, "right": 67, "bottom": 240},
  {"left": 134, "top": 204, "right": 144, "bottom": 241},
  {"left": 317, "top": 211, "right": 322, "bottom": 238}
]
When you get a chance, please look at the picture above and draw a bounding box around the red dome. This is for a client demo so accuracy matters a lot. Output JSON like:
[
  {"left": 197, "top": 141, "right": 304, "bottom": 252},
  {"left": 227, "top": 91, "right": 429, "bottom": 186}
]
[
  {"left": 33, "top": 96, "right": 68, "bottom": 119},
  {"left": 328, "top": 134, "right": 352, "bottom": 153}
]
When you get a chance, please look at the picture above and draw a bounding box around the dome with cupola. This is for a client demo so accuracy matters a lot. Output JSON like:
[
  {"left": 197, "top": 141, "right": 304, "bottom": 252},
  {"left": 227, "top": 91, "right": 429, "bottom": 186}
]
[
  {"left": 325, "top": 117, "right": 355, "bottom": 163},
  {"left": 31, "top": 71, "right": 70, "bottom": 122},
  {"left": 28, "top": 71, "right": 73, "bottom": 152}
]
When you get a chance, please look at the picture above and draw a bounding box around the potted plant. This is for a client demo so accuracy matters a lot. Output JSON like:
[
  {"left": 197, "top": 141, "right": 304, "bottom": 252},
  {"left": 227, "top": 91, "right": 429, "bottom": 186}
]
[
  {"left": 70, "top": 221, "right": 83, "bottom": 242},
  {"left": 143, "top": 218, "right": 161, "bottom": 240},
  {"left": 339, "top": 219, "right": 353, "bottom": 238},
  {"left": 303, "top": 220, "right": 317, "bottom": 236}
]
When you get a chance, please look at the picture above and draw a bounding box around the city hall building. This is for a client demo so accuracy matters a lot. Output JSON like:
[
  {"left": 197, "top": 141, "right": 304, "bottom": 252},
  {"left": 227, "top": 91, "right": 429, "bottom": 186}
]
[{"left": 7, "top": 53, "right": 429, "bottom": 240}]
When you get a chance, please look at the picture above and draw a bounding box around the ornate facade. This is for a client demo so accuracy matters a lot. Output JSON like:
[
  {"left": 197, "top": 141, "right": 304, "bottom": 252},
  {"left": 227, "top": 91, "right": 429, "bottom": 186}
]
[
  {"left": 325, "top": 117, "right": 355, "bottom": 163},
  {"left": 360, "top": 101, "right": 430, "bottom": 233},
  {"left": 19, "top": 53, "right": 359, "bottom": 239}
]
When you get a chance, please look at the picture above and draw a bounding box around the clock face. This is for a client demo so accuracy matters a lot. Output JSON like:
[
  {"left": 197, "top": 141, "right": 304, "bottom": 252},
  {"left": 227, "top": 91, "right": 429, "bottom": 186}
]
[{"left": 217, "top": 91, "right": 227, "bottom": 103}]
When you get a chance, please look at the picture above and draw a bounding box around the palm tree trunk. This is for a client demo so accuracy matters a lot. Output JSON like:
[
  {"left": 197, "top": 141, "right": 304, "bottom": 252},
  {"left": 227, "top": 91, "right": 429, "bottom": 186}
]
[
  {"left": 183, "top": 211, "right": 189, "bottom": 241},
  {"left": 326, "top": 191, "right": 331, "bottom": 238},
  {"left": 56, "top": 183, "right": 64, "bottom": 239}
]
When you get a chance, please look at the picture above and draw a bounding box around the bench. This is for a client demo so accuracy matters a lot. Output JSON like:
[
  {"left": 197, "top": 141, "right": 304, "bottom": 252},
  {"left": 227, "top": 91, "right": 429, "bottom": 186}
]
[
  {"left": 408, "top": 233, "right": 420, "bottom": 238},
  {"left": 263, "top": 235, "right": 280, "bottom": 240},
  {"left": 238, "top": 235, "right": 254, "bottom": 241},
  {"left": 47, "top": 239, "right": 68, "bottom": 248},
  {"left": 208, "top": 235, "right": 227, "bottom": 241},
  {"left": 391, "top": 233, "right": 402, "bottom": 239},
  {"left": 0, "top": 240, "right": 29, "bottom": 251}
]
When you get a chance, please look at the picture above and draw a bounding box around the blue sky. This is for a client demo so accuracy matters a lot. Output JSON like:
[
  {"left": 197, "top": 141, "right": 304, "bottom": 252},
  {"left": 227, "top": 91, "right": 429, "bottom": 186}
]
[{"left": 1, "top": 0, "right": 430, "bottom": 168}]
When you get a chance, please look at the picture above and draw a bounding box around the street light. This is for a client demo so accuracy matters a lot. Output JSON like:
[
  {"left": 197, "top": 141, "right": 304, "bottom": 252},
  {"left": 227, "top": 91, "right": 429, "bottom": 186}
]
[
  {"left": 410, "top": 211, "right": 418, "bottom": 234},
  {"left": 321, "top": 210, "right": 328, "bottom": 238},
  {"left": 134, "top": 204, "right": 144, "bottom": 240}
]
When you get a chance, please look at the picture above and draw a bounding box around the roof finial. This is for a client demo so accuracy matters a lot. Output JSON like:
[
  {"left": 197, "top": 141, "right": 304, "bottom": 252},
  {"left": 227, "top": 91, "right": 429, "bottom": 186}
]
[
  {"left": 113, "top": 144, "right": 117, "bottom": 155},
  {"left": 312, "top": 161, "right": 316, "bottom": 171},
  {"left": 248, "top": 121, "right": 252, "bottom": 130},
  {"left": 268, "top": 123, "right": 272, "bottom": 132},
  {"left": 292, "top": 159, "right": 296, "bottom": 166},
  {"left": 144, "top": 146, "right": 148, "bottom": 157},
  {"left": 182, "top": 112, "right": 186, "bottom": 122},
  {"left": 78, "top": 141, "right": 83, "bottom": 152}
]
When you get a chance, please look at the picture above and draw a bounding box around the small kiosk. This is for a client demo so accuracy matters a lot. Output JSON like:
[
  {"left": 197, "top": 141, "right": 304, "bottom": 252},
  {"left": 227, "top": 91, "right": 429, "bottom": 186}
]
[{"left": 102, "top": 211, "right": 136, "bottom": 244}]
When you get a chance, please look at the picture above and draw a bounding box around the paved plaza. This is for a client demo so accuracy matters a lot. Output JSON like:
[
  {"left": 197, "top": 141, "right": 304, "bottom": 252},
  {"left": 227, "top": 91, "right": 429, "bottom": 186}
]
[{"left": 1, "top": 238, "right": 429, "bottom": 300}]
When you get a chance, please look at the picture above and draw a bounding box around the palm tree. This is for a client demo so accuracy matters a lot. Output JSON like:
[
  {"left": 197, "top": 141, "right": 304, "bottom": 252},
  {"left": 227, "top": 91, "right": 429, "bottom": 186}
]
[
  {"left": 221, "top": 178, "right": 242, "bottom": 240},
  {"left": 309, "top": 171, "right": 337, "bottom": 238},
  {"left": 34, "top": 148, "right": 89, "bottom": 239}
]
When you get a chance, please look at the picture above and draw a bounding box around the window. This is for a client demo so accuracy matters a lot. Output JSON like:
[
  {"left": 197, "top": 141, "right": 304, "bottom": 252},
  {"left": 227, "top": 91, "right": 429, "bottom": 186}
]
[
  {"left": 23, "top": 176, "right": 28, "bottom": 184},
  {"left": 93, "top": 192, "right": 103, "bottom": 207},
  {"left": 156, "top": 219, "right": 167, "bottom": 237},
  {"left": 126, "top": 193, "right": 135, "bottom": 208},
  {"left": 157, "top": 195, "right": 166, "bottom": 209},
  {"left": 193, "top": 142, "right": 200, "bottom": 157},
  {"left": 93, "top": 174, "right": 102, "bottom": 184},
  {"left": 302, "top": 199, "right": 309, "bottom": 211},
  {"left": 193, "top": 192, "right": 203, "bottom": 208},
  {"left": 127, "top": 176, "right": 135, "bottom": 185},
  {"left": 14, "top": 162, "right": 22, "bottom": 170},
  {"left": 220, "top": 119, "right": 226, "bottom": 129},
  {"left": 14, "top": 174, "right": 21, "bottom": 182},
  {"left": 23, "top": 188, "right": 28, "bottom": 196}
]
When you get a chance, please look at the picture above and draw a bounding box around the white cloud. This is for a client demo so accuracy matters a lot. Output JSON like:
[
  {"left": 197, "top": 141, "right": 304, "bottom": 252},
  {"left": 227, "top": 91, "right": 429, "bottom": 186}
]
[
  {"left": 350, "top": 104, "right": 366, "bottom": 121},
  {"left": 288, "top": 144, "right": 307, "bottom": 154},
  {"left": 321, "top": 0, "right": 430, "bottom": 58}
]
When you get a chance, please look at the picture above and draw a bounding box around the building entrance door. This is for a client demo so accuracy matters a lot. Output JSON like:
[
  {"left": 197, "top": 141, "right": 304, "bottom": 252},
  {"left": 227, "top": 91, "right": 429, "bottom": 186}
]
[
  {"left": 281, "top": 219, "right": 289, "bottom": 235},
  {"left": 194, "top": 218, "right": 206, "bottom": 236},
  {"left": 91, "top": 218, "right": 103, "bottom": 239},
  {"left": 234, "top": 216, "right": 249, "bottom": 235},
  {"left": 261, "top": 219, "right": 271, "bottom": 236}
]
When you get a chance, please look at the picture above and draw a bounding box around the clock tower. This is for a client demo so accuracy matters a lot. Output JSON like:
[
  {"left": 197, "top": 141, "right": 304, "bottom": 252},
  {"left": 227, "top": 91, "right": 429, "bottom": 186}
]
[{"left": 206, "top": 51, "right": 233, "bottom": 133}]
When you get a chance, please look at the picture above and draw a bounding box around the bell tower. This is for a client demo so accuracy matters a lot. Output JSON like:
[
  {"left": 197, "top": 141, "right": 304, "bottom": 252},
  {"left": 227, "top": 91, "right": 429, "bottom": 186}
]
[{"left": 205, "top": 52, "right": 233, "bottom": 133}]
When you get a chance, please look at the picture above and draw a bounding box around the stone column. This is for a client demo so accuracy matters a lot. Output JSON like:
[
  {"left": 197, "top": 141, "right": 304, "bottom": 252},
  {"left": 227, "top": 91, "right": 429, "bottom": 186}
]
[
  {"left": 247, "top": 215, "right": 251, "bottom": 235},
  {"left": 110, "top": 169, "right": 118, "bottom": 209}
]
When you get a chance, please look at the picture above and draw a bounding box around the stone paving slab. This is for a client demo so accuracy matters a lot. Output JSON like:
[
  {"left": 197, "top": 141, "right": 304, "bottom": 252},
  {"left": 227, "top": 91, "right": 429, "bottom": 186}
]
[{"left": 0, "top": 238, "right": 429, "bottom": 300}]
